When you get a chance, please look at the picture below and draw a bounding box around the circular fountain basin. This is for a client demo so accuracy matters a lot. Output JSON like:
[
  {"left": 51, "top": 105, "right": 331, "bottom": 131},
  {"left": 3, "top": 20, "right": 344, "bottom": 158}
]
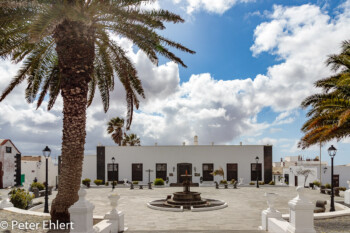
[{"left": 148, "top": 191, "right": 228, "bottom": 212}]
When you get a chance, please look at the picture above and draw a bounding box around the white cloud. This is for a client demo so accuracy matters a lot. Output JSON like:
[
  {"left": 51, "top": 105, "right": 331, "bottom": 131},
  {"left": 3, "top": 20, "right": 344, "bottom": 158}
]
[
  {"left": 2, "top": 1, "right": 350, "bottom": 156},
  {"left": 174, "top": 0, "right": 255, "bottom": 14}
]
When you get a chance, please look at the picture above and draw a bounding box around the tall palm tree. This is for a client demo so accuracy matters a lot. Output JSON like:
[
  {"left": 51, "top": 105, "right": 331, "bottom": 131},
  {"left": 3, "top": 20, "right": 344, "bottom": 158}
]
[
  {"left": 122, "top": 133, "right": 141, "bottom": 146},
  {"left": 107, "top": 117, "right": 124, "bottom": 146},
  {"left": 0, "top": 0, "right": 194, "bottom": 222},
  {"left": 299, "top": 41, "right": 350, "bottom": 149}
]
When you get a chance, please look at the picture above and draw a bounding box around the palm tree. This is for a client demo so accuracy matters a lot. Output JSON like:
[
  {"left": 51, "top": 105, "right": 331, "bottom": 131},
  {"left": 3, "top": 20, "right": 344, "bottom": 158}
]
[
  {"left": 122, "top": 133, "right": 141, "bottom": 146},
  {"left": 0, "top": 0, "right": 194, "bottom": 222},
  {"left": 299, "top": 41, "right": 350, "bottom": 149},
  {"left": 107, "top": 117, "right": 124, "bottom": 146}
]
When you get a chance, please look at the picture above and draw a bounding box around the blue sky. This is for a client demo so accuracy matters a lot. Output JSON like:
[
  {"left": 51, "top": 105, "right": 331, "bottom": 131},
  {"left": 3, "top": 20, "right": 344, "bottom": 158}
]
[{"left": 1, "top": 0, "right": 350, "bottom": 165}]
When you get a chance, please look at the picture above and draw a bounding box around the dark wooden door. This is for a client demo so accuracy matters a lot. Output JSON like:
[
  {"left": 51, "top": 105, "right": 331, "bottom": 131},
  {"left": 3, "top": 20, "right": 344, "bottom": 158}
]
[
  {"left": 177, "top": 163, "right": 192, "bottom": 183},
  {"left": 156, "top": 163, "right": 167, "bottom": 180},
  {"left": 203, "top": 163, "right": 214, "bottom": 181},
  {"left": 294, "top": 176, "right": 298, "bottom": 186},
  {"left": 227, "top": 163, "right": 238, "bottom": 181},
  {"left": 251, "top": 163, "right": 262, "bottom": 181},
  {"left": 132, "top": 164, "right": 143, "bottom": 181},
  {"left": 0, "top": 162, "right": 3, "bottom": 189},
  {"left": 107, "top": 163, "right": 118, "bottom": 182},
  {"left": 333, "top": 175, "right": 339, "bottom": 187}
]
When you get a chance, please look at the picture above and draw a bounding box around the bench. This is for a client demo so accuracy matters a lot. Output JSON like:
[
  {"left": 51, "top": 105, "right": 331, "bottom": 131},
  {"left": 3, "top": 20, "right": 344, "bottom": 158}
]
[
  {"left": 320, "top": 188, "right": 340, "bottom": 196},
  {"left": 214, "top": 181, "right": 237, "bottom": 189},
  {"left": 129, "top": 183, "right": 152, "bottom": 190},
  {"left": 32, "top": 186, "right": 53, "bottom": 198}
]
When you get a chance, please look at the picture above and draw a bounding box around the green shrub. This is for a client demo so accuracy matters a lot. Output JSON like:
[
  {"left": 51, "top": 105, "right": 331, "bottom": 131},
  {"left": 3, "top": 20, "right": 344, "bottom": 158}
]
[
  {"left": 10, "top": 188, "right": 34, "bottom": 210},
  {"left": 94, "top": 179, "right": 103, "bottom": 186},
  {"left": 313, "top": 181, "right": 321, "bottom": 187},
  {"left": 325, "top": 183, "right": 331, "bottom": 189},
  {"left": 132, "top": 181, "right": 139, "bottom": 185},
  {"left": 249, "top": 182, "right": 255, "bottom": 185},
  {"left": 259, "top": 181, "right": 265, "bottom": 185},
  {"left": 339, "top": 187, "right": 347, "bottom": 191},
  {"left": 154, "top": 178, "right": 165, "bottom": 186},
  {"left": 220, "top": 180, "right": 228, "bottom": 184},
  {"left": 230, "top": 179, "right": 236, "bottom": 184},
  {"left": 82, "top": 178, "right": 91, "bottom": 187},
  {"left": 112, "top": 181, "right": 117, "bottom": 186},
  {"left": 31, "top": 182, "right": 45, "bottom": 191},
  {"left": 269, "top": 181, "right": 275, "bottom": 185},
  {"left": 105, "top": 181, "right": 109, "bottom": 186}
]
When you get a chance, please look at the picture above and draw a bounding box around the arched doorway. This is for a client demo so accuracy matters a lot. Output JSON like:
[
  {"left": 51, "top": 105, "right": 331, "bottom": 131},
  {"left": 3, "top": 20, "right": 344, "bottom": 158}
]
[
  {"left": 0, "top": 162, "right": 3, "bottom": 189},
  {"left": 177, "top": 163, "right": 192, "bottom": 183}
]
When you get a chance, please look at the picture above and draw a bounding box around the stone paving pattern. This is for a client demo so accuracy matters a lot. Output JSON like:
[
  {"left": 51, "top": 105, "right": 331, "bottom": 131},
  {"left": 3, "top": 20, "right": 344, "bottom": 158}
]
[{"left": 0, "top": 186, "right": 349, "bottom": 232}]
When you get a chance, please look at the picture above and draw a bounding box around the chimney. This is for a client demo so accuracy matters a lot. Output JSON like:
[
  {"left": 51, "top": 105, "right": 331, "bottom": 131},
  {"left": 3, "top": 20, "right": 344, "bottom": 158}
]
[
  {"left": 240, "top": 142, "right": 242, "bottom": 146},
  {"left": 183, "top": 142, "right": 186, "bottom": 146},
  {"left": 211, "top": 142, "right": 214, "bottom": 146},
  {"left": 155, "top": 142, "right": 158, "bottom": 146},
  {"left": 194, "top": 135, "right": 198, "bottom": 145}
]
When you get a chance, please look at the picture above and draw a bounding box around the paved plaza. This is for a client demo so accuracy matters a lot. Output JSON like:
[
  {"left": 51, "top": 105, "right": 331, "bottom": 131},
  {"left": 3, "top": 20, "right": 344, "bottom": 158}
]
[{"left": 25, "top": 185, "right": 344, "bottom": 231}]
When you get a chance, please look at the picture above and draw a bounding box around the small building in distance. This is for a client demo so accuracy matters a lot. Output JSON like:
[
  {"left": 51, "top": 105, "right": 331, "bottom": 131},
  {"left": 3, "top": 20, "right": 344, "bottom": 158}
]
[
  {"left": 81, "top": 137, "right": 273, "bottom": 186},
  {"left": 274, "top": 155, "right": 350, "bottom": 188},
  {"left": 0, "top": 139, "right": 21, "bottom": 188},
  {"left": 21, "top": 155, "right": 58, "bottom": 188}
]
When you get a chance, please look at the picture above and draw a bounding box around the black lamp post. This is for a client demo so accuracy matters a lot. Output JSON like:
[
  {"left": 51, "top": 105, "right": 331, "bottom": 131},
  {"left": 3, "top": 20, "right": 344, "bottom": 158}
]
[
  {"left": 112, "top": 157, "right": 115, "bottom": 190},
  {"left": 255, "top": 156, "right": 259, "bottom": 188},
  {"left": 328, "top": 145, "right": 337, "bottom": 212},
  {"left": 42, "top": 146, "right": 51, "bottom": 213}
]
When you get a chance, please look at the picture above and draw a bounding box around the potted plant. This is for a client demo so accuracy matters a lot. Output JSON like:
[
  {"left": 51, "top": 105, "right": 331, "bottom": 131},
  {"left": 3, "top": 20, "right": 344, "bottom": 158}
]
[
  {"left": 154, "top": 178, "right": 165, "bottom": 187},
  {"left": 82, "top": 178, "right": 91, "bottom": 188}
]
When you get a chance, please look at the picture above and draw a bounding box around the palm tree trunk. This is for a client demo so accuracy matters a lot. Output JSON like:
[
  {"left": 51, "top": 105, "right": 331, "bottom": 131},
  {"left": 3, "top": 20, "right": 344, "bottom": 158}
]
[{"left": 50, "top": 20, "right": 95, "bottom": 223}]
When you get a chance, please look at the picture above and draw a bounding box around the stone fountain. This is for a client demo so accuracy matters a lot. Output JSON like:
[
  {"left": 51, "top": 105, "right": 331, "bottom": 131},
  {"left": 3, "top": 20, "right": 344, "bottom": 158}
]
[
  {"left": 148, "top": 170, "right": 227, "bottom": 211},
  {"left": 165, "top": 170, "right": 208, "bottom": 209}
]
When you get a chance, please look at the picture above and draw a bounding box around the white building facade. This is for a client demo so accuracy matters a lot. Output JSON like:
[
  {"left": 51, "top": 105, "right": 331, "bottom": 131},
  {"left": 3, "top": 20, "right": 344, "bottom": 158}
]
[
  {"left": 0, "top": 139, "right": 21, "bottom": 188},
  {"left": 21, "top": 156, "right": 58, "bottom": 187},
  {"left": 279, "top": 155, "right": 350, "bottom": 188},
  {"left": 82, "top": 144, "right": 273, "bottom": 185}
]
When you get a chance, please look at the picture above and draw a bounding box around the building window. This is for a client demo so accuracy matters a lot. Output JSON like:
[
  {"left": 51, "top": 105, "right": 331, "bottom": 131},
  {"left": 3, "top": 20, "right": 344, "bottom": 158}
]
[
  {"left": 6, "top": 147, "right": 11, "bottom": 153},
  {"left": 132, "top": 163, "right": 143, "bottom": 181},
  {"left": 227, "top": 163, "right": 238, "bottom": 181},
  {"left": 251, "top": 163, "right": 262, "bottom": 181},
  {"left": 156, "top": 163, "right": 167, "bottom": 180},
  {"left": 107, "top": 163, "right": 118, "bottom": 182},
  {"left": 202, "top": 163, "right": 214, "bottom": 181}
]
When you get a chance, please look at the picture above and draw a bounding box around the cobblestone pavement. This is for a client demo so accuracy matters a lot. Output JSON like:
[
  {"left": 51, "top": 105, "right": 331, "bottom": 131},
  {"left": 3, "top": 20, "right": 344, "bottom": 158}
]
[
  {"left": 1, "top": 209, "right": 350, "bottom": 232},
  {"left": 0, "top": 210, "right": 67, "bottom": 233},
  {"left": 315, "top": 216, "right": 350, "bottom": 233},
  {"left": 1, "top": 186, "right": 349, "bottom": 232}
]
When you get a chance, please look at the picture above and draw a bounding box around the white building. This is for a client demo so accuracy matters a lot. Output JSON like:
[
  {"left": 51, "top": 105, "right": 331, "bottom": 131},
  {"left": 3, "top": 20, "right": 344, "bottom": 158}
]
[
  {"left": 277, "top": 155, "right": 350, "bottom": 188},
  {"left": 82, "top": 141, "right": 273, "bottom": 185},
  {"left": 0, "top": 139, "right": 21, "bottom": 188},
  {"left": 21, "top": 155, "right": 59, "bottom": 187}
]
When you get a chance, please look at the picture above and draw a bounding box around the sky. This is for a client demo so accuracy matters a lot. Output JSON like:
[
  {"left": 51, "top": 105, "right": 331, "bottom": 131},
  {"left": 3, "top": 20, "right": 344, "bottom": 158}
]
[{"left": 1, "top": 0, "right": 350, "bottom": 165}]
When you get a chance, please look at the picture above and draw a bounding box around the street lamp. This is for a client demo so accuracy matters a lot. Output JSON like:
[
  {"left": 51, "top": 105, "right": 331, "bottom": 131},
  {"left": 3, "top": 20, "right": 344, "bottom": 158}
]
[
  {"left": 42, "top": 146, "right": 51, "bottom": 213},
  {"left": 255, "top": 156, "right": 259, "bottom": 188},
  {"left": 328, "top": 145, "right": 337, "bottom": 212},
  {"left": 112, "top": 157, "right": 115, "bottom": 190}
]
